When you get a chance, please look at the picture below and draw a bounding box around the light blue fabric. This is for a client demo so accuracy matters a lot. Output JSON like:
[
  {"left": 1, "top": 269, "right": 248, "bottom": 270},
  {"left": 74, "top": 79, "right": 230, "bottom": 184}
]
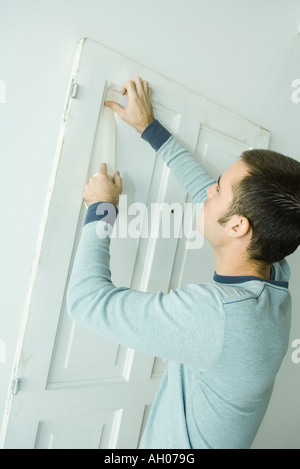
[{"left": 67, "top": 135, "right": 292, "bottom": 449}]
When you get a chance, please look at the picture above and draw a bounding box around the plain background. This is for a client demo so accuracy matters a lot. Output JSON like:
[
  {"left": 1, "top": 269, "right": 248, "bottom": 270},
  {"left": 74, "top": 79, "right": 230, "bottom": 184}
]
[{"left": 0, "top": 0, "right": 299, "bottom": 449}]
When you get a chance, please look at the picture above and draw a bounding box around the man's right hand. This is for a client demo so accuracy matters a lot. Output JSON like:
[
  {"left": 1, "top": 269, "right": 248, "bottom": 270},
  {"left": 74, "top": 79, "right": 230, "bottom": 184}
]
[{"left": 104, "top": 77, "right": 155, "bottom": 133}]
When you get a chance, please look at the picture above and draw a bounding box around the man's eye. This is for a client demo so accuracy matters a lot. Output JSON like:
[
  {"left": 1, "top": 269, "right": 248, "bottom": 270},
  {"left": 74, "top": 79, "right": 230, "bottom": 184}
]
[{"left": 216, "top": 185, "right": 220, "bottom": 193}]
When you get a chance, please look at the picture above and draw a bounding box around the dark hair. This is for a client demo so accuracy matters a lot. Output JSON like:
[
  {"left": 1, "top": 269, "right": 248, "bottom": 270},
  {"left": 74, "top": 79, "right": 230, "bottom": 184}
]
[{"left": 218, "top": 149, "right": 300, "bottom": 264}]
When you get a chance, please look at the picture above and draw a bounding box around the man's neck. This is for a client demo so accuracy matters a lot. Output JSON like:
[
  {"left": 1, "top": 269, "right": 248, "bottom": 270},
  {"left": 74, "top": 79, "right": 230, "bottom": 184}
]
[{"left": 214, "top": 248, "right": 271, "bottom": 280}]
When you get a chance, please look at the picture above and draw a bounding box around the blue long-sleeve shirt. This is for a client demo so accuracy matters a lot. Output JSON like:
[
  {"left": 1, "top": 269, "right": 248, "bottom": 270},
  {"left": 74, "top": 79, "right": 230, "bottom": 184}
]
[{"left": 67, "top": 120, "right": 291, "bottom": 449}]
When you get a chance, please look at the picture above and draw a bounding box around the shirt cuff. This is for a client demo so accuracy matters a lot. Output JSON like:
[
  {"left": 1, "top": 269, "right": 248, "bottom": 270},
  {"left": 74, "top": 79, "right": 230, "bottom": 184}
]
[
  {"left": 84, "top": 202, "right": 118, "bottom": 227},
  {"left": 141, "top": 119, "right": 172, "bottom": 151}
]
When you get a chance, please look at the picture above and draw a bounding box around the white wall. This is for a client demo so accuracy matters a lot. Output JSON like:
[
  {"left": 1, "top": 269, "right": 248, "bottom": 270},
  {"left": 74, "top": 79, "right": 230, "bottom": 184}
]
[{"left": 0, "top": 0, "right": 299, "bottom": 448}]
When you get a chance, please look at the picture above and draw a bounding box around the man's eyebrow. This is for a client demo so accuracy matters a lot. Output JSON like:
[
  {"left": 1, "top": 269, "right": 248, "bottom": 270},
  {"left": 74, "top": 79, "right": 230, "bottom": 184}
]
[{"left": 217, "top": 174, "right": 222, "bottom": 190}]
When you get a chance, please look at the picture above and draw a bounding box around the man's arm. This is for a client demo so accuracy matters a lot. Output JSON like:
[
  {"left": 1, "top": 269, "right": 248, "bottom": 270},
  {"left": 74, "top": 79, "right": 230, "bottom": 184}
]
[
  {"left": 141, "top": 120, "right": 216, "bottom": 203},
  {"left": 67, "top": 219, "right": 224, "bottom": 371},
  {"left": 105, "top": 77, "right": 216, "bottom": 203}
]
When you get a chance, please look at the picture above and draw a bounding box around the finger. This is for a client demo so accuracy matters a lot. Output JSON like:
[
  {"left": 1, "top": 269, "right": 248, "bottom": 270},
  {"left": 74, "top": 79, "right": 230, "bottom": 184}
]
[
  {"left": 122, "top": 79, "right": 137, "bottom": 93},
  {"left": 104, "top": 101, "right": 125, "bottom": 118},
  {"left": 142, "top": 79, "right": 152, "bottom": 98},
  {"left": 113, "top": 170, "right": 123, "bottom": 190},
  {"left": 118, "top": 80, "right": 137, "bottom": 103},
  {"left": 125, "top": 80, "right": 137, "bottom": 96},
  {"left": 99, "top": 162, "right": 108, "bottom": 175},
  {"left": 133, "top": 76, "right": 144, "bottom": 93}
]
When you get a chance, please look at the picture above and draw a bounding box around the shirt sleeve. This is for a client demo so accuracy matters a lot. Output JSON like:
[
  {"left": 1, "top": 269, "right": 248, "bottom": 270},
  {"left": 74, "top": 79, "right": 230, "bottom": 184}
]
[
  {"left": 142, "top": 120, "right": 216, "bottom": 203},
  {"left": 84, "top": 202, "right": 118, "bottom": 227},
  {"left": 141, "top": 119, "right": 172, "bottom": 151},
  {"left": 67, "top": 221, "right": 225, "bottom": 371}
]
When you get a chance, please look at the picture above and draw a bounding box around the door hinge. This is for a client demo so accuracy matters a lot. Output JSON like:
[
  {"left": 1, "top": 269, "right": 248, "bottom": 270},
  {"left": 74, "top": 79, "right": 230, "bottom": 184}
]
[
  {"left": 70, "top": 82, "right": 79, "bottom": 98},
  {"left": 11, "top": 377, "right": 21, "bottom": 396},
  {"left": 63, "top": 81, "right": 79, "bottom": 122}
]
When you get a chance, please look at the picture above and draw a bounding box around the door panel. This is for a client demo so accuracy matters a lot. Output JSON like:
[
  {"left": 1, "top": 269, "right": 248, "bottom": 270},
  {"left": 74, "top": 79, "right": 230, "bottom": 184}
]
[
  {"left": 35, "top": 409, "right": 122, "bottom": 449},
  {"left": 0, "top": 38, "right": 270, "bottom": 448}
]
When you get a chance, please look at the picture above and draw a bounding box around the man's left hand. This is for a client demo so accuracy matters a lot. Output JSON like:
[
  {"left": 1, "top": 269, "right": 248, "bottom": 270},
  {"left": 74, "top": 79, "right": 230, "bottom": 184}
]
[{"left": 83, "top": 163, "right": 123, "bottom": 207}]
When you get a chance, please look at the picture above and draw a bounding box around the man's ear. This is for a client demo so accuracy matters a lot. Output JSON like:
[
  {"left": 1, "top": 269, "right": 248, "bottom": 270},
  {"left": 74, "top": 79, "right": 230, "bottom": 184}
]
[{"left": 227, "top": 215, "right": 251, "bottom": 238}]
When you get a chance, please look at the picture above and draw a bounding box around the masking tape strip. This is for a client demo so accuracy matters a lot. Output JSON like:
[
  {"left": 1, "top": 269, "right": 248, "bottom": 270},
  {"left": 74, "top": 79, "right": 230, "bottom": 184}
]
[
  {"left": 85, "top": 87, "right": 118, "bottom": 208},
  {"left": 96, "top": 89, "right": 116, "bottom": 178}
]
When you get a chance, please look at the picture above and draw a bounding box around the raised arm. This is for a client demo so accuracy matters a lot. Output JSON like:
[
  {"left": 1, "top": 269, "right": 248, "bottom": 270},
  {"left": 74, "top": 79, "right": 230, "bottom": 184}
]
[{"left": 105, "top": 77, "right": 216, "bottom": 203}]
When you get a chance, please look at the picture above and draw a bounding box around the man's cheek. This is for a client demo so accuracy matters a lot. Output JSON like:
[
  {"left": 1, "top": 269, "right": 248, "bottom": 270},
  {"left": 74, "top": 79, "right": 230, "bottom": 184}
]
[{"left": 196, "top": 205, "right": 205, "bottom": 234}]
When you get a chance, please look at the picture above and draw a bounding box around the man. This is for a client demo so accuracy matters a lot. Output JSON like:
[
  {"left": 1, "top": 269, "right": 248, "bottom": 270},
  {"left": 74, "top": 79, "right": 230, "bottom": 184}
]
[{"left": 67, "top": 77, "right": 300, "bottom": 449}]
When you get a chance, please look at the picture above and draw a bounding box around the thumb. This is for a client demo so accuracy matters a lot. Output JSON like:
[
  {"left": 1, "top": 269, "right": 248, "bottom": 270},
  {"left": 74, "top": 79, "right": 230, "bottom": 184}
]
[
  {"left": 99, "top": 162, "right": 108, "bottom": 175},
  {"left": 104, "top": 101, "right": 125, "bottom": 118}
]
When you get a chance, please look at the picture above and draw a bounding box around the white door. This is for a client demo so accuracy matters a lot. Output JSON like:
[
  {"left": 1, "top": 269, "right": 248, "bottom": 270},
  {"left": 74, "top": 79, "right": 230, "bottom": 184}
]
[{"left": 0, "top": 38, "right": 271, "bottom": 449}]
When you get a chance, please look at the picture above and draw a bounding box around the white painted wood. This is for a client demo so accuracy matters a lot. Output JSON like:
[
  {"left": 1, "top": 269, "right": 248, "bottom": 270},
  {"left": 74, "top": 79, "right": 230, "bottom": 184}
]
[{"left": 0, "top": 38, "right": 270, "bottom": 449}]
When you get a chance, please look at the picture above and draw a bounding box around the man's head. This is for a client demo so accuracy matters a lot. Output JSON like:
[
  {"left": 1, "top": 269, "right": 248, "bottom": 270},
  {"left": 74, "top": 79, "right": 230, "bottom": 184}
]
[{"left": 197, "top": 149, "right": 300, "bottom": 265}]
